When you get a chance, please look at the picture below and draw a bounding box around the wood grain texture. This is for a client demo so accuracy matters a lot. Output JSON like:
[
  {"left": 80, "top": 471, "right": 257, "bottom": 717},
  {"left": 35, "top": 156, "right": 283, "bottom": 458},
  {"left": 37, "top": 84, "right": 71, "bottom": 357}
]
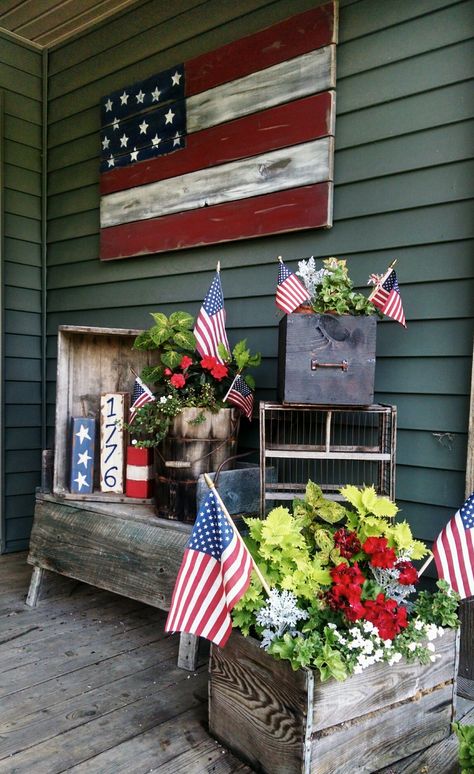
[{"left": 27, "top": 497, "right": 189, "bottom": 610}]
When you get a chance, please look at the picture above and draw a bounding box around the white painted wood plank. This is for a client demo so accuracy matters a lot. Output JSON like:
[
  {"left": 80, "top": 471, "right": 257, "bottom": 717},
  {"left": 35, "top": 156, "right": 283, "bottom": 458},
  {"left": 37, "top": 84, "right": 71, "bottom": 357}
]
[
  {"left": 100, "top": 393, "right": 126, "bottom": 494},
  {"left": 187, "top": 45, "right": 336, "bottom": 134},
  {"left": 100, "top": 137, "right": 332, "bottom": 228}
]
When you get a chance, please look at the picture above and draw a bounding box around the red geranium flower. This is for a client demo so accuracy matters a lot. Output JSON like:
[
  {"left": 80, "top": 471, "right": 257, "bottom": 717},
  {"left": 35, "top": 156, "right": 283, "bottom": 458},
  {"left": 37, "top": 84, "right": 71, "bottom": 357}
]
[
  {"left": 201, "top": 355, "right": 217, "bottom": 370},
  {"left": 330, "top": 562, "right": 365, "bottom": 587},
  {"left": 363, "top": 593, "right": 408, "bottom": 640},
  {"left": 396, "top": 561, "right": 419, "bottom": 586},
  {"left": 164, "top": 368, "right": 173, "bottom": 376},
  {"left": 334, "top": 528, "right": 362, "bottom": 559},
  {"left": 180, "top": 355, "right": 193, "bottom": 370},
  {"left": 362, "top": 536, "right": 397, "bottom": 569},
  {"left": 170, "top": 373, "right": 186, "bottom": 389},
  {"left": 210, "top": 364, "right": 229, "bottom": 380},
  {"left": 327, "top": 563, "right": 366, "bottom": 622}
]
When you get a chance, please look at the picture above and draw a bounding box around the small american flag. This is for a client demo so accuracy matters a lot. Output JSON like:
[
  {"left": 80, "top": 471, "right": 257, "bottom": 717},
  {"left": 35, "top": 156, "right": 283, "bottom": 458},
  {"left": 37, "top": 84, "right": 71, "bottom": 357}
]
[
  {"left": 433, "top": 492, "right": 474, "bottom": 600},
  {"left": 227, "top": 375, "right": 254, "bottom": 420},
  {"left": 165, "top": 489, "right": 253, "bottom": 646},
  {"left": 193, "top": 272, "right": 229, "bottom": 362},
  {"left": 370, "top": 269, "right": 406, "bottom": 327},
  {"left": 129, "top": 376, "right": 155, "bottom": 423},
  {"left": 276, "top": 261, "right": 310, "bottom": 314}
]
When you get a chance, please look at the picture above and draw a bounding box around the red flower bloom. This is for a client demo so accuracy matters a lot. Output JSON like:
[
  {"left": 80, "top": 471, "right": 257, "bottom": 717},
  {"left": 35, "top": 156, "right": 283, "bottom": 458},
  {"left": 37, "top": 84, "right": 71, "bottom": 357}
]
[
  {"left": 362, "top": 536, "right": 397, "bottom": 569},
  {"left": 164, "top": 368, "right": 173, "bottom": 376},
  {"left": 396, "top": 561, "right": 419, "bottom": 586},
  {"left": 363, "top": 593, "right": 408, "bottom": 640},
  {"left": 330, "top": 562, "right": 365, "bottom": 587},
  {"left": 210, "top": 363, "right": 229, "bottom": 380},
  {"left": 327, "top": 563, "right": 366, "bottom": 621},
  {"left": 180, "top": 355, "right": 193, "bottom": 370},
  {"left": 334, "top": 528, "right": 362, "bottom": 559},
  {"left": 200, "top": 355, "right": 217, "bottom": 370},
  {"left": 170, "top": 373, "right": 186, "bottom": 389}
]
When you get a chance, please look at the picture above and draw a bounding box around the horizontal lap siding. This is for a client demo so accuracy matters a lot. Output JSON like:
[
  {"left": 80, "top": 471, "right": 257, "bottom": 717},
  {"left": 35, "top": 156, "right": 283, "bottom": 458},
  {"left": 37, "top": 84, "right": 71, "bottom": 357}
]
[
  {"left": 45, "top": 0, "right": 474, "bottom": 560},
  {"left": 0, "top": 33, "right": 43, "bottom": 552}
]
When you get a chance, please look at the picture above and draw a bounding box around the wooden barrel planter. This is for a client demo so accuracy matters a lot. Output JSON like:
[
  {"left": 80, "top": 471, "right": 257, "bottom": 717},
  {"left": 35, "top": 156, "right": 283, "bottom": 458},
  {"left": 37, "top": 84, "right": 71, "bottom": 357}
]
[
  {"left": 278, "top": 313, "right": 377, "bottom": 406},
  {"left": 154, "top": 407, "right": 240, "bottom": 523},
  {"left": 209, "top": 628, "right": 459, "bottom": 774}
]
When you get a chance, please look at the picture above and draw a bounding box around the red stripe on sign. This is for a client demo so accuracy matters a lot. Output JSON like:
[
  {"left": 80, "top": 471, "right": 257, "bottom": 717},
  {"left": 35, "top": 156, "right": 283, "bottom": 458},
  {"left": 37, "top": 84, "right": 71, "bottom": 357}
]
[
  {"left": 126, "top": 478, "right": 153, "bottom": 498},
  {"left": 186, "top": 2, "right": 336, "bottom": 97},
  {"left": 100, "top": 182, "right": 332, "bottom": 260},
  {"left": 100, "top": 92, "right": 334, "bottom": 196}
]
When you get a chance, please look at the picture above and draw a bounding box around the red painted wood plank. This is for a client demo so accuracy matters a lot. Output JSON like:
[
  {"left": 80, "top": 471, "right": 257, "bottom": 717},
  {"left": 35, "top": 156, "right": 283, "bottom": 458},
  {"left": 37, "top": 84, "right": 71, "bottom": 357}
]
[
  {"left": 100, "top": 92, "right": 334, "bottom": 196},
  {"left": 100, "top": 182, "right": 332, "bottom": 260},
  {"left": 186, "top": 2, "right": 336, "bottom": 97}
]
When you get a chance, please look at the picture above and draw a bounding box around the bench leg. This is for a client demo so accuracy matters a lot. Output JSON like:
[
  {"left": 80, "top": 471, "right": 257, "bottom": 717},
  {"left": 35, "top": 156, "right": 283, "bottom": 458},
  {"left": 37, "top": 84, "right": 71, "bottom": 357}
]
[
  {"left": 177, "top": 633, "right": 200, "bottom": 671},
  {"left": 25, "top": 566, "right": 44, "bottom": 607}
]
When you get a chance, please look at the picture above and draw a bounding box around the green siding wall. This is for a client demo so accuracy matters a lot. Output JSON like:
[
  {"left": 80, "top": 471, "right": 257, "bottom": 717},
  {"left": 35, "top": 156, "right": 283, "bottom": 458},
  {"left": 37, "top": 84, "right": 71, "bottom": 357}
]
[
  {"left": 0, "top": 33, "right": 43, "bottom": 552},
  {"left": 42, "top": 0, "right": 473, "bottom": 555}
]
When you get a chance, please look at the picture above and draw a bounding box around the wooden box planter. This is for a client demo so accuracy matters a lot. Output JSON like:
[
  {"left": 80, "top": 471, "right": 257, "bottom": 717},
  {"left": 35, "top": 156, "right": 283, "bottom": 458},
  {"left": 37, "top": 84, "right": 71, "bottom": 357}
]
[
  {"left": 209, "top": 628, "right": 459, "bottom": 774},
  {"left": 53, "top": 325, "right": 158, "bottom": 503},
  {"left": 278, "top": 313, "right": 377, "bottom": 406}
]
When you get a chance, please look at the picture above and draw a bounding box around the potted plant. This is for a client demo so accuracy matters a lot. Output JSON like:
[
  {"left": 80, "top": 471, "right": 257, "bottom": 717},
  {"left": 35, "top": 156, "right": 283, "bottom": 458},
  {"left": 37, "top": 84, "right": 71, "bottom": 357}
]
[
  {"left": 126, "top": 311, "right": 261, "bottom": 521},
  {"left": 279, "top": 257, "right": 380, "bottom": 405},
  {"left": 209, "top": 482, "right": 460, "bottom": 773}
]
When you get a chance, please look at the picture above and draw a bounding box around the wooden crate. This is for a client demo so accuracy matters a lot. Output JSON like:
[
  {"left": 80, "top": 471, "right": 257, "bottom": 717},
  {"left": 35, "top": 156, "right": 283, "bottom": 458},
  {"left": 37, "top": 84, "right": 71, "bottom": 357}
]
[
  {"left": 260, "top": 402, "right": 396, "bottom": 512},
  {"left": 278, "top": 313, "right": 377, "bottom": 405},
  {"left": 209, "top": 628, "right": 459, "bottom": 774},
  {"left": 53, "top": 325, "right": 158, "bottom": 502}
]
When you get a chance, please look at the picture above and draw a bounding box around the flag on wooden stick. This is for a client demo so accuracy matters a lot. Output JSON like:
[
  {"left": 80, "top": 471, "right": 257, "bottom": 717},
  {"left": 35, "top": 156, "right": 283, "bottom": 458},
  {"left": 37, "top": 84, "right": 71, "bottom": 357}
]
[
  {"left": 226, "top": 375, "right": 254, "bottom": 420},
  {"left": 193, "top": 271, "right": 229, "bottom": 362},
  {"left": 99, "top": 2, "right": 337, "bottom": 259},
  {"left": 165, "top": 489, "right": 253, "bottom": 646},
  {"left": 129, "top": 376, "right": 155, "bottom": 423},
  {"left": 433, "top": 492, "right": 474, "bottom": 600},
  {"left": 276, "top": 259, "right": 310, "bottom": 314},
  {"left": 369, "top": 268, "right": 406, "bottom": 327}
]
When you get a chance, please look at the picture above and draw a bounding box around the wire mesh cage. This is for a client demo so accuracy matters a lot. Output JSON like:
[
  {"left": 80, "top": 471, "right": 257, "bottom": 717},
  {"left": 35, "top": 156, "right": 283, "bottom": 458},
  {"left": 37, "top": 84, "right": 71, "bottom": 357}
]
[{"left": 260, "top": 402, "right": 396, "bottom": 514}]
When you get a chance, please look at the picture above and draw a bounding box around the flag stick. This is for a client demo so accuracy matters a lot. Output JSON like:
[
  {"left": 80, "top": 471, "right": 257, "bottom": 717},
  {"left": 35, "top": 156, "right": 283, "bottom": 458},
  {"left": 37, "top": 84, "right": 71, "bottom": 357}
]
[
  {"left": 130, "top": 367, "right": 139, "bottom": 378},
  {"left": 368, "top": 259, "right": 398, "bottom": 302},
  {"left": 417, "top": 554, "right": 434, "bottom": 578},
  {"left": 204, "top": 473, "right": 271, "bottom": 596},
  {"left": 217, "top": 260, "right": 221, "bottom": 273},
  {"left": 277, "top": 255, "right": 283, "bottom": 264},
  {"left": 223, "top": 369, "right": 242, "bottom": 403}
]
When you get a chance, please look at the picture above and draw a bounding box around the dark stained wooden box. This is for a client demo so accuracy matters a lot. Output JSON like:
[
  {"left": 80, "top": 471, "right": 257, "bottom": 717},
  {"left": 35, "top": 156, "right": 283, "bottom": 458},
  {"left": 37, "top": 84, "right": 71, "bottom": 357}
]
[
  {"left": 209, "top": 628, "right": 459, "bottom": 774},
  {"left": 278, "top": 313, "right": 377, "bottom": 405}
]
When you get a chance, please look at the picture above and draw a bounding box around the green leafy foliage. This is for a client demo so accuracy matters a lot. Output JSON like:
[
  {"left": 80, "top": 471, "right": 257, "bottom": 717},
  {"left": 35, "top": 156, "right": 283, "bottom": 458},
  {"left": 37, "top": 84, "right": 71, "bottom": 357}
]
[
  {"left": 413, "top": 580, "right": 460, "bottom": 628},
  {"left": 452, "top": 723, "right": 474, "bottom": 773},
  {"left": 304, "top": 257, "right": 378, "bottom": 316},
  {"left": 232, "top": 339, "right": 262, "bottom": 370}
]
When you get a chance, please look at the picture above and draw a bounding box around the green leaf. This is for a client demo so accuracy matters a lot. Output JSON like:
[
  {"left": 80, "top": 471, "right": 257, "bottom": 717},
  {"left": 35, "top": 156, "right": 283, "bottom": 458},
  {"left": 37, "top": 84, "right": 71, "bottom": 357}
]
[
  {"left": 140, "top": 365, "right": 162, "bottom": 383},
  {"left": 217, "top": 343, "right": 231, "bottom": 361},
  {"left": 161, "top": 350, "right": 181, "bottom": 369},
  {"left": 244, "top": 374, "right": 255, "bottom": 390},
  {"left": 150, "top": 325, "right": 173, "bottom": 346},
  {"left": 132, "top": 330, "right": 154, "bottom": 350},
  {"left": 169, "top": 311, "right": 194, "bottom": 329},
  {"left": 173, "top": 330, "right": 196, "bottom": 351},
  {"left": 150, "top": 312, "right": 168, "bottom": 327}
]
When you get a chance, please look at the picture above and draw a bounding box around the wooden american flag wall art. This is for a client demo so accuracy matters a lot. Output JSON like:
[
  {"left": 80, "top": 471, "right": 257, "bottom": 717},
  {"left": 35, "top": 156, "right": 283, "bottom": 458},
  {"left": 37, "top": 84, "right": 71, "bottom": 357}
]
[{"left": 99, "top": 1, "right": 338, "bottom": 260}]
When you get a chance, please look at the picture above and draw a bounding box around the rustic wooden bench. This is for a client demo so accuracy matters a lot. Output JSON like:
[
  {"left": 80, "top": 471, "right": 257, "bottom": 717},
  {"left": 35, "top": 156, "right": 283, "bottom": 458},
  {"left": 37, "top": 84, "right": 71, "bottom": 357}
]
[{"left": 26, "top": 492, "right": 200, "bottom": 670}]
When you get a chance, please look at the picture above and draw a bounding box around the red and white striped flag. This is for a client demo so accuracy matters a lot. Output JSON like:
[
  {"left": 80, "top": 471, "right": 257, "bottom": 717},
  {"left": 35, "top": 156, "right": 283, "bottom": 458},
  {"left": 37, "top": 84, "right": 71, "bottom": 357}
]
[
  {"left": 193, "top": 272, "right": 229, "bottom": 362},
  {"left": 165, "top": 489, "right": 253, "bottom": 646},
  {"left": 226, "top": 375, "right": 254, "bottom": 420},
  {"left": 276, "top": 260, "right": 310, "bottom": 314},
  {"left": 129, "top": 376, "right": 155, "bottom": 423},
  {"left": 370, "top": 268, "right": 406, "bottom": 327},
  {"left": 433, "top": 492, "right": 474, "bottom": 600},
  {"left": 99, "top": 3, "right": 337, "bottom": 259}
]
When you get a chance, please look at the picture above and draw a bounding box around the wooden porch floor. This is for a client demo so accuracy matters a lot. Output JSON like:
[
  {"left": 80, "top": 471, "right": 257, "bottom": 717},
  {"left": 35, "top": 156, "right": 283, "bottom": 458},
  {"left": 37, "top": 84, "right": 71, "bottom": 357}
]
[{"left": 0, "top": 552, "right": 472, "bottom": 773}]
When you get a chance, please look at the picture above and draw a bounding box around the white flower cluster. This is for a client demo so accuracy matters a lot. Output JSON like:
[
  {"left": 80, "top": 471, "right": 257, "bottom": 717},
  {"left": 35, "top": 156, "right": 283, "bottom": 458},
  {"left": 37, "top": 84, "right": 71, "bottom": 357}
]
[
  {"left": 296, "top": 257, "right": 329, "bottom": 298},
  {"left": 159, "top": 394, "right": 173, "bottom": 404},
  {"left": 256, "top": 589, "right": 308, "bottom": 650}
]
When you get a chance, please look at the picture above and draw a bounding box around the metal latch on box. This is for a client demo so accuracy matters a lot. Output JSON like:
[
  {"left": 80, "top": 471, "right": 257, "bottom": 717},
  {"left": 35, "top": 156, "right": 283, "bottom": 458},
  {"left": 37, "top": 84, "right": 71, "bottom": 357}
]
[{"left": 311, "top": 359, "right": 348, "bottom": 371}]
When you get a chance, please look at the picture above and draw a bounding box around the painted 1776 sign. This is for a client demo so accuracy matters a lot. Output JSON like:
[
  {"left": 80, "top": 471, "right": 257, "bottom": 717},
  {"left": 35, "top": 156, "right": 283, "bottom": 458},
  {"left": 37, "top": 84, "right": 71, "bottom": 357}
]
[{"left": 99, "top": 2, "right": 338, "bottom": 260}]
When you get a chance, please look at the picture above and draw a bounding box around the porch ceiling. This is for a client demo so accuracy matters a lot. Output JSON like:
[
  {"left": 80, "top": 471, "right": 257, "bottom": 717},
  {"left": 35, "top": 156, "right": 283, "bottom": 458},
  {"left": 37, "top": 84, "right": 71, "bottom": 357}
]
[{"left": 0, "top": 0, "right": 142, "bottom": 49}]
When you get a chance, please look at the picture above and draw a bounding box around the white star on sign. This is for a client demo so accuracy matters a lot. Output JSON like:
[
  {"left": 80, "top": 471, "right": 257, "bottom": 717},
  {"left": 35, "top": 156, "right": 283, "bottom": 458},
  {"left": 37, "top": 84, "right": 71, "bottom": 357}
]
[
  {"left": 139, "top": 120, "right": 149, "bottom": 134},
  {"left": 77, "top": 449, "right": 92, "bottom": 468},
  {"left": 120, "top": 90, "right": 129, "bottom": 105},
  {"left": 112, "top": 117, "right": 120, "bottom": 131},
  {"left": 73, "top": 472, "right": 88, "bottom": 491},
  {"left": 151, "top": 134, "right": 161, "bottom": 147},
  {"left": 151, "top": 86, "right": 161, "bottom": 102},
  {"left": 173, "top": 132, "right": 181, "bottom": 147},
  {"left": 107, "top": 155, "right": 115, "bottom": 168},
  {"left": 104, "top": 98, "right": 113, "bottom": 112},
  {"left": 76, "top": 424, "right": 92, "bottom": 444},
  {"left": 120, "top": 133, "right": 129, "bottom": 147},
  {"left": 130, "top": 147, "right": 139, "bottom": 161},
  {"left": 135, "top": 90, "right": 145, "bottom": 103},
  {"left": 164, "top": 108, "right": 175, "bottom": 124},
  {"left": 171, "top": 71, "right": 182, "bottom": 86},
  {"left": 102, "top": 136, "right": 110, "bottom": 150}
]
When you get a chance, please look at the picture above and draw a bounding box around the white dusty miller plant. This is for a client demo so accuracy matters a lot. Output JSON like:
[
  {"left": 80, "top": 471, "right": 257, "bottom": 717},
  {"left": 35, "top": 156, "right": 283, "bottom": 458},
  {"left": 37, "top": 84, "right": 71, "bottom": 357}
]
[
  {"left": 296, "top": 256, "right": 329, "bottom": 298},
  {"left": 256, "top": 589, "right": 308, "bottom": 649}
]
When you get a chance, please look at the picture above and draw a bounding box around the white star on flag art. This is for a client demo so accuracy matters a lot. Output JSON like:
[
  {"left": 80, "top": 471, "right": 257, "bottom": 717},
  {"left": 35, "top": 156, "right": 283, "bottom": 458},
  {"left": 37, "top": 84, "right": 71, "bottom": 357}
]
[
  {"left": 70, "top": 417, "right": 95, "bottom": 494},
  {"left": 99, "top": 2, "right": 337, "bottom": 259}
]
